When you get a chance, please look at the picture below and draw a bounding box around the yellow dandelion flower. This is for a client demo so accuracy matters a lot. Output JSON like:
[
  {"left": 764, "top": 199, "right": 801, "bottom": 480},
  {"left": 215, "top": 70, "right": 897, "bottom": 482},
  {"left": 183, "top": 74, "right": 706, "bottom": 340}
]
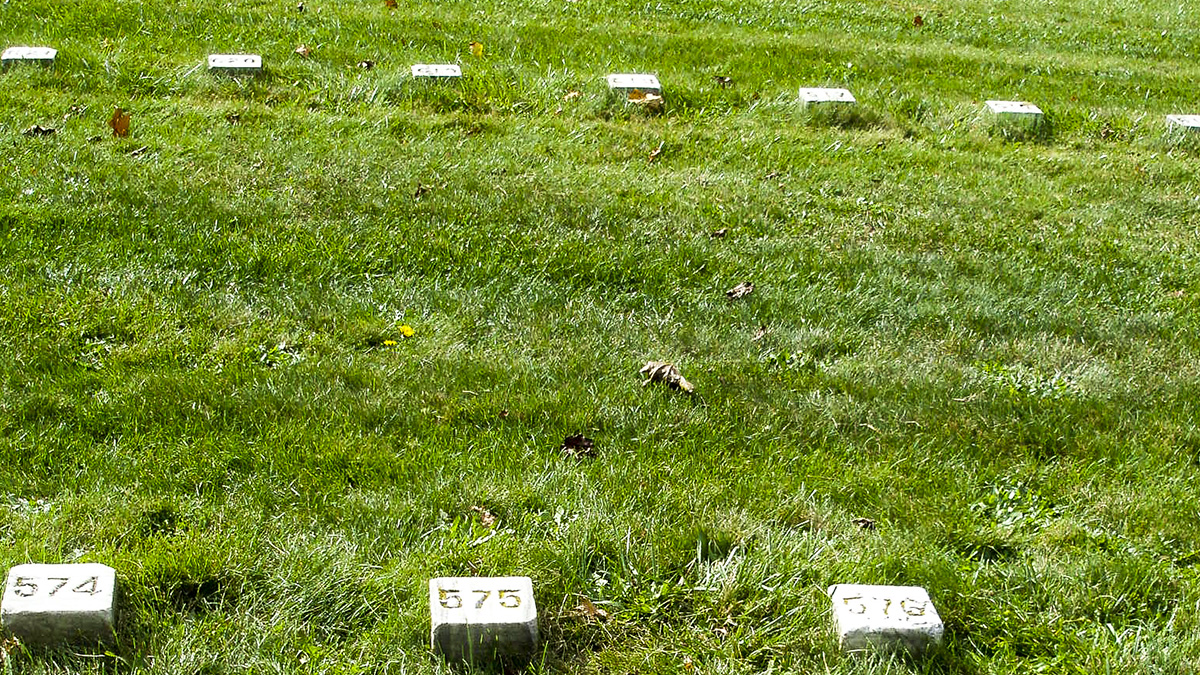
[
  {"left": 382, "top": 339, "right": 397, "bottom": 347},
  {"left": 399, "top": 324, "right": 415, "bottom": 337}
]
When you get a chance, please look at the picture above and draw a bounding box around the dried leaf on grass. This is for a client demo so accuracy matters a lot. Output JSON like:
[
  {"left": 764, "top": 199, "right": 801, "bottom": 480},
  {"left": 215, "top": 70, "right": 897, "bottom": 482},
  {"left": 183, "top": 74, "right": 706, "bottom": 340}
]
[
  {"left": 385, "top": 0, "right": 397, "bottom": 7},
  {"left": 628, "top": 89, "right": 664, "bottom": 113},
  {"left": 21, "top": 125, "right": 55, "bottom": 137},
  {"left": 295, "top": 44, "right": 312, "bottom": 58},
  {"left": 712, "top": 75, "right": 733, "bottom": 88},
  {"left": 648, "top": 141, "right": 664, "bottom": 164},
  {"left": 358, "top": 60, "right": 376, "bottom": 70},
  {"left": 752, "top": 325, "right": 768, "bottom": 342},
  {"left": 471, "top": 505, "right": 497, "bottom": 528},
  {"left": 569, "top": 596, "right": 609, "bottom": 622},
  {"left": 640, "top": 361, "right": 694, "bottom": 393},
  {"left": 710, "top": 228, "right": 728, "bottom": 239},
  {"left": 913, "top": 14, "right": 924, "bottom": 27},
  {"left": 108, "top": 107, "right": 131, "bottom": 138},
  {"left": 852, "top": 517, "right": 876, "bottom": 531},
  {"left": 563, "top": 90, "right": 582, "bottom": 101},
  {"left": 726, "top": 281, "right": 754, "bottom": 300},
  {"left": 561, "top": 434, "right": 595, "bottom": 459}
]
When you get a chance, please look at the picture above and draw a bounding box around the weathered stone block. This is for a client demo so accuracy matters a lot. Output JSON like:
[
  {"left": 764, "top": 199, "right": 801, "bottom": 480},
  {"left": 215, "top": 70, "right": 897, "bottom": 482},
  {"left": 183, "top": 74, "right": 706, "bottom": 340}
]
[
  {"left": 208, "top": 54, "right": 263, "bottom": 75},
  {"left": 430, "top": 576, "right": 537, "bottom": 662},
  {"left": 1, "top": 564, "right": 116, "bottom": 645},
  {"left": 828, "top": 584, "right": 943, "bottom": 655},
  {"left": 606, "top": 73, "right": 662, "bottom": 97},
  {"left": 798, "top": 87, "right": 856, "bottom": 107},
  {"left": 1, "top": 47, "right": 56, "bottom": 68},
  {"left": 411, "top": 64, "right": 462, "bottom": 80}
]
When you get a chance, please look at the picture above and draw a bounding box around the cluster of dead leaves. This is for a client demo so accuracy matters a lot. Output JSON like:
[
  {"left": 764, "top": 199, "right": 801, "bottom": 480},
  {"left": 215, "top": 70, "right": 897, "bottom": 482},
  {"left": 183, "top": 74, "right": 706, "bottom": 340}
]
[
  {"left": 628, "top": 89, "right": 663, "bottom": 113},
  {"left": 22, "top": 125, "right": 55, "bottom": 137},
  {"left": 295, "top": 44, "right": 312, "bottom": 58},
  {"left": 108, "top": 107, "right": 131, "bottom": 137},
  {"left": 640, "top": 361, "right": 694, "bottom": 393},
  {"left": 852, "top": 517, "right": 876, "bottom": 531},
  {"left": 567, "top": 596, "right": 609, "bottom": 622},
  {"left": 561, "top": 434, "right": 596, "bottom": 459},
  {"left": 726, "top": 281, "right": 753, "bottom": 300},
  {"left": 470, "top": 505, "right": 497, "bottom": 528}
]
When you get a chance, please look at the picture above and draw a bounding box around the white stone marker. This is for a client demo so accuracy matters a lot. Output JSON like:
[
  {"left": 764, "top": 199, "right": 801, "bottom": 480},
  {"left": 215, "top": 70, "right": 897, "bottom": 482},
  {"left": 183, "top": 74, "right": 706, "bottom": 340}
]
[
  {"left": 985, "top": 99, "right": 1043, "bottom": 121},
  {"left": 1166, "top": 115, "right": 1200, "bottom": 133},
  {"left": 2, "top": 563, "right": 116, "bottom": 644},
  {"left": 606, "top": 73, "right": 662, "bottom": 96},
  {"left": 430, "top": 576, "right": 538, "bottom": 662},
  {"left": 828, "top": 584, "right": 943, "bottom": 655},
  {"left": 798, "top": 87, "right": 856, "bottom": 107},
  {"left": 1, "top": 47, "right": 57, "bottom": 68},
  {"left": 207, "top": 54, "right": 263, "bottom": 75},
  {"left": 411, "top": 64, "right": 462, "bottom": 80}
]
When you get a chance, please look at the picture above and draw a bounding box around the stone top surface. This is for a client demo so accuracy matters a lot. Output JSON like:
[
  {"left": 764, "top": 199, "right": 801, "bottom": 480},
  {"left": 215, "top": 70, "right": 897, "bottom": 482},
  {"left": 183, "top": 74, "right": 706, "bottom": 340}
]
[
  {"left": 1167, "top": 114, "right": 1200, "bottom": 128},
  {"left": 828, "top": 584, "right": 943, "bottom": 632},
  {"left": 798, "top": 87, "right": 856, "bottom": 103},
  {"left": 985, "top": 100, "right": 1043, "bottom": 115},
  {"left": 2, "top": 563, "right": 116, "bottom": 615},
  {"left": 208, "top": 54, "right": 262, "bottom": 69},
  {"left": 2, "top": 47, "right": 57, "bottom": 61},
  {"left": 606, "top": 73, "right": 661, "bottom": 91},
  {"left": 430, "top": 576, "right": 536, "bottom": 626},
  {"left": 412, "top": 64, "right": 462, "bottom": 78}
]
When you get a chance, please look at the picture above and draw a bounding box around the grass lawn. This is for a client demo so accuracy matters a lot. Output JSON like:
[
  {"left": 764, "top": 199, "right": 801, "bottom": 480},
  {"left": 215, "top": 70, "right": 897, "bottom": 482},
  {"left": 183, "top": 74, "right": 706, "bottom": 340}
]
[{"left": 2, "top": 0, "right": 1200, "bottom": 672}]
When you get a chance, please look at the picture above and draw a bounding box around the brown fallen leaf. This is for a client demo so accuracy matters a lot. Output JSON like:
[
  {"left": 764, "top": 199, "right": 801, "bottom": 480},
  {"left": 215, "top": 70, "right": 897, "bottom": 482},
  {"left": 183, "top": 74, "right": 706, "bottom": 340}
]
[
  {"left": 710, "top": 228, "right": 728, "bottom": 239},
  {"left": 913, "top": 14, "right": 924, "bottom": 27},
  {"left": 498, "top": 409, "right": 510, "bottom": 419},
  {"left": 295, "top": 44, "right": 312, "bottom": 58},
  {"left": 358, "top": 60, "right": 376, "bottom": 70},
  {"left": 21, "top": 125, "right": 56, "bottom": 137},
  {"left": 752, "top": 325, "right": 768, "bottom": 342},
  {"left": 414, "top": 184, "right": 433, "bottom": 199},
  {"left": 108, "top": 107, "right": 131, "bottom": 138},
  {"left": 628, "top": 89, "right": 664, "bottom": 113},
  {"left": 570, "top": 596, "right": 609, "bottom": 622},
  {"left": 470, "top": 505, "right": 497, "bottom": 528},
  {"left": 852, "top": 517, "right": 876, "bottom": 531},
  {"left": 648, "top": 141, "right": 664, "bottom": 164},
  {"left": 726, "top": 281, "right": 754, "bottom": 300},
  {"left": 385, "top": 0, "right": 397, "bottom": 7},
  {"left": 563, "top": 90, "right": 581, "bottom": 101},
  {"left": 712, "top": 75, "right": 733, "bottom": 88},
  {"left": 561, "top": 433, "right": 596, "bottom": 459},
  {"left": 640, "top": 361, "right": 694, "bottom": 393}
]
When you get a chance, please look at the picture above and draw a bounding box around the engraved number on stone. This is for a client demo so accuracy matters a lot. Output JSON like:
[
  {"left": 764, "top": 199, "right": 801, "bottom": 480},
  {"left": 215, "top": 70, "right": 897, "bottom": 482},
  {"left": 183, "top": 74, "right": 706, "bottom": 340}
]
[
  {"left": 439, "top": 588, "right": 462, "bottom": 609},
  {"left": 881, "top": 598, "right": 892, "bottom": 616},
  {"left": 498, "top": 590, "right": 521, "bottom": 608},
  {"left": 901, "top": 599, "right": 926, "bottom": 617},
  {"left": 842, "top": 596, "right": 866, "bottom": 614},
  {"left": 12, "top": 577, "right": 37, "bottom": 597},
  {"left": 73, "top": 577, "right": 100, "bottom": 595},
  {"left": 473, "top": 590, "right": 492, "bottom": 609},
  {"left": 47, "top": 578, "right": 70, "bottom": 595}
]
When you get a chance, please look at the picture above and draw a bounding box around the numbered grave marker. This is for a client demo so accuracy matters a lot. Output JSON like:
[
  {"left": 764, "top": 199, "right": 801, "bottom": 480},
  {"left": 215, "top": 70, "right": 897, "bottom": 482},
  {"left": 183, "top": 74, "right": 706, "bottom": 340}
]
[
  {"left": 798, "top": 87, "right": 856, "bottom": 107},
  {"left": 828, "top": 584, "right": 943, "bottom": 655},
  {"left": 607, "top": 73, "right": 662, "bottom": 97},
  {"left": 2, "top": 564, "right": 116, "bottom": 644},
  {"left": 430, "top": 576, "right": 537, "bottom": 662},
  {"left": 208, "top": 54, "right": 263, "bottom": 75},
  {"left": 1166, "top": 114, "right": 1200, "bottom": 133},
  {"left": 985, "top": 99, "right": 1043, "bottom": 124},
  {"left": 2, "top": 47, "right": 57, "bottom": 68},
  {"left": 411, "top": 64, "right": 462, "bottom": 80}
]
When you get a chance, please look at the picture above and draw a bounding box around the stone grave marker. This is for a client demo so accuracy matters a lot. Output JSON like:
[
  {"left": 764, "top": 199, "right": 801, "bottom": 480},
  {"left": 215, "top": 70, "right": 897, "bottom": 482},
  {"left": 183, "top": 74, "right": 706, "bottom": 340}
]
[
  {"left": 1166, "top": 114, "right": 1200, "bottom": 133},
  {"left": 2, "top": 47, "right": 57, "bottom": 68},
  {"left": 828, "top": 584, "right": 943, "bottom": 655},
  {"left": 411, "top": 64, "right": 462, "bottom": 80},
  {"left": 430, "top": 576, "right": 538, "bottom": 662},
  {"left": 1, "top": 563, "right": 116, "bottom": 644},
  {"left": 607, "top": 73, "right": 662, "bottom": 97},
  {"left": 985, "top": 100, "right": 1043, "bottom": 122},
  {"left": 207, "top": 54, "right": 263, "bottom": 75},
  {"left": 798, "top": 87, "right": 856, "bottom": 108}
]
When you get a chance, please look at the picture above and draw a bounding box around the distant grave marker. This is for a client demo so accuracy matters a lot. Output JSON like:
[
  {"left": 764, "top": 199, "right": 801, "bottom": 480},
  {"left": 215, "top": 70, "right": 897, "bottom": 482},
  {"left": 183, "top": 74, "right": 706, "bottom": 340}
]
[
  {"left": 1166, "top": 114, "right": 1200, "bottom": 133},
  {"left": 1, "top": 47, "right": 56, "bottom": 68},
  {"left": 207, "top": 54, "right": 263, "bottom": 75},
  {"left": 411, "top": 64, "right": 462, "bottom": 80},
  {"left": 1, "top": 563, "right": 116, "bottom": 645},
  {"left": 798, "top": 87, "right": 856, "bottom": 107},
  {"left": 828, "top": 584, "right": 943, "bottom": 655},
  {"left": 985, "top": 100, "right": 1043, "bottom": 122},
  {"left": 606, "top": 73, "right": 662, "bottom": 97},
  {"left": 430, "top": 576, "right": 538, "bottom": 662}
]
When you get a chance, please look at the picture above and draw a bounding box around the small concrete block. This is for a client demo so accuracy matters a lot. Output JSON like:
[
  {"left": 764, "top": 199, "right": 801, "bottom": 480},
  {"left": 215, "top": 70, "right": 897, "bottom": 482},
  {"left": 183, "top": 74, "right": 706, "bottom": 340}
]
[
  {"left": 411, "top": 64, "right": 462, "bottom": 79},
  {"left": 2, "top": 564, "right": 116, "bottom": 645},
  {"left": 430, "top": 576, "right": 537, "bottom": 662},
  {"left": 2, "top": 47, "right": 57, "bottom": 67},
  {"left": 207, "top": 54, "right": 263, "bottom": 75},
  {"left": 1166, "top": 114, "right": 1200, "bottom": 132},
  {"left": 985, "top": 100, "right": 1043, "bottom": 118},
  {"left": 798, "top": 87, "right": 856, "bottom": 106},
  {"left": 828, "top": 584, "right": 943, "bottom": 655},
  {"left": 607, "top": 73, "right": 662, "bottom": 96}
]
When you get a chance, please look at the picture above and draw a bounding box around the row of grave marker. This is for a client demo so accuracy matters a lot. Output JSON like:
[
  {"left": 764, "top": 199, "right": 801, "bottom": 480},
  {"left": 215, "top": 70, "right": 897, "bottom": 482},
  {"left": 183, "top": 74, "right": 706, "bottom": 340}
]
[
  {"left": 1, "top": 563, "right": 943, "bottom": 660},
  {"left": 8, "top": 46, "right": 1200, "bottom": 132}
]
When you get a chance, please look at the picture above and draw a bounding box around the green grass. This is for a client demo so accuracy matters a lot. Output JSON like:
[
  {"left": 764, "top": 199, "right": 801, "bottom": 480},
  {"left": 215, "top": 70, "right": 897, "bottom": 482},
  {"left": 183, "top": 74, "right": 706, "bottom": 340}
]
[{"left": 2, "top": 0, "right": 1200, "bottom": 672}]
